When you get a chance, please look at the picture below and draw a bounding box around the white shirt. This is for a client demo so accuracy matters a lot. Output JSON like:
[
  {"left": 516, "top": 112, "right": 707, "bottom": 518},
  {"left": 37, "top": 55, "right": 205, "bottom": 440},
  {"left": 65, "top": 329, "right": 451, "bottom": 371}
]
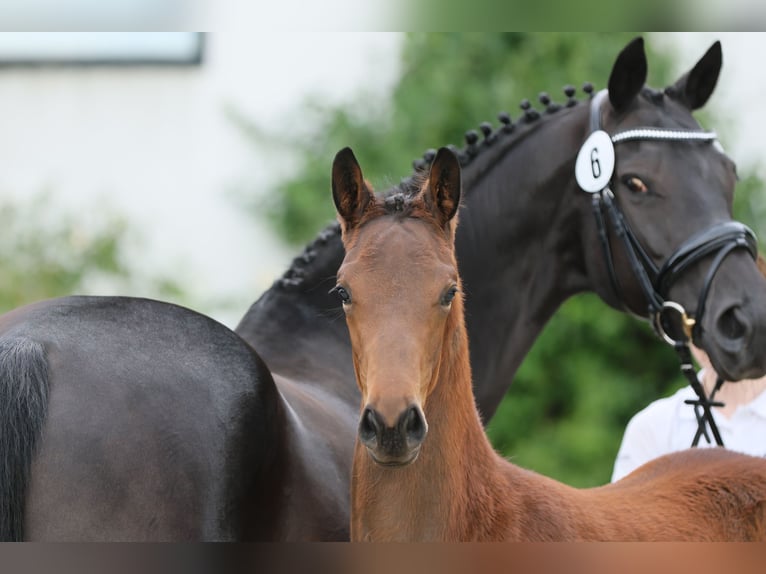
[{"left": 611, "top": 383, "right": 766, "bottom": 482}]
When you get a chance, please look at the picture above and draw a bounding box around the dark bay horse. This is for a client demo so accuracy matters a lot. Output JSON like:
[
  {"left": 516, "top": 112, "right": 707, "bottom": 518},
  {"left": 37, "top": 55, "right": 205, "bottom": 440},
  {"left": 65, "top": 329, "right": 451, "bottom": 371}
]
[
  {"left": 338, "top": 147, "right": 766, "bottom": 542},
  {"left": 2, "top": 37, "right": 766, "bottom": 540},
  {"left": 234, "top": 38, "right": 766, "bottom": 537},
  {"left": 0, "top": 298, "right": 278, "bottom": 540}
]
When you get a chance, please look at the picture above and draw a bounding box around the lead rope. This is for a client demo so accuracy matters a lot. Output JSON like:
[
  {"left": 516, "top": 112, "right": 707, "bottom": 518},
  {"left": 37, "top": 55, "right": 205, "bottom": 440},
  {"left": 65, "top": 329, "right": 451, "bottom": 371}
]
[
  {"left": 690, "top": 375, "right": 726, "bottom": 446},
  {"left": 675, "top": 343, "right": 725, "bottom": 446}
]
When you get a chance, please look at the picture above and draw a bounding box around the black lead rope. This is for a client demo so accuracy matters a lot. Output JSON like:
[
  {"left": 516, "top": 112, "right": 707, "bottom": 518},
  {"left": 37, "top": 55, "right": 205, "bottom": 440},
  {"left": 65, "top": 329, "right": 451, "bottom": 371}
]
[
  {"left": 692, "top": 375, "right": 726, "bottom": 446},
  {"left": 584, "top": 89, "right": 760, "bottom": 448},
  {"left": 676, "top": 343, "right": 725, "bottom": 447}
]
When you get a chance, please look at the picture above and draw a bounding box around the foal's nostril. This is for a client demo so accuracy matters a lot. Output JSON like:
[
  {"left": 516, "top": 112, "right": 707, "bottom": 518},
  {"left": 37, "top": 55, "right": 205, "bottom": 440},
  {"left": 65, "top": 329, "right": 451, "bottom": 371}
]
[
  {"left": 717, "top": 306, "right": 748, "bottom": 341},
  {"left": 359, "top": 407, "right": 381, "bottom": 445},
  {"left": 403, "top": 406, "right": 427, "bottom": 444},
  {"left": 360, "top": 405, "right": 426, "bottom": 456}
]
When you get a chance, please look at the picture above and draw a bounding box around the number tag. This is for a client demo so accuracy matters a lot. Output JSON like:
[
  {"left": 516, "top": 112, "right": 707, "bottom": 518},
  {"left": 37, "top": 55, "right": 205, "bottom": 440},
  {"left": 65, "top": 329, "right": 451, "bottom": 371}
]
[{"left": 575, "top": 130, "right": 615, "bottom": 193}]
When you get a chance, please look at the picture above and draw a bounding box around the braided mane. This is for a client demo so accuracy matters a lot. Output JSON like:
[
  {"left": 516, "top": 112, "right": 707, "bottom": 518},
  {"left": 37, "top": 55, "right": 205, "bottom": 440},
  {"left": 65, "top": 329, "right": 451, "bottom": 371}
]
[{"left": 275, "top": 82, "right": 600, "bottom": 290}]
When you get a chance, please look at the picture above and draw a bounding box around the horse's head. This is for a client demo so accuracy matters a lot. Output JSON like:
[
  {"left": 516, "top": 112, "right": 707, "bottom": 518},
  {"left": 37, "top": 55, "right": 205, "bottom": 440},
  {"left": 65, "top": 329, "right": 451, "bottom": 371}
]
[
  {"left": 332, "top": 146, "right": 462, "bottom": 467},
  {"left": 582, "top": 37, "right": 766, "bottom": 381}
]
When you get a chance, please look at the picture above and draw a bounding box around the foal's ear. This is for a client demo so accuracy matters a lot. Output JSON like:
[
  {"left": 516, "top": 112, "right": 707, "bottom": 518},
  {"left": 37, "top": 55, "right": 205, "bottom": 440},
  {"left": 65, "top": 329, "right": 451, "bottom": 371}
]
[
  {"left": 426, "top": 147, "right": 461, "bottom": 228},
  {"left": 608, "top": 37, "right": 647, "bottom": 114},
  {"left": 332, "top": 147, "right": 373, "bottom": 232},
  {"left": 666, "top": 41, "right": 722, "bottom": 110}
]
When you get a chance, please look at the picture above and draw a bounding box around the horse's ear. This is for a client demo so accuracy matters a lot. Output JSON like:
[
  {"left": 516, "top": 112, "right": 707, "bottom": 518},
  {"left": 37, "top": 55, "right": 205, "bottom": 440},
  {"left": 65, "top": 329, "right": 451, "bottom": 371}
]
[
  {"left": 608, "top": 37, "right": 647, "bottom": 114},
  {"left": 666, "top": 41, "right": 722, "bottom": 111},
  {"left": 332, "top": 147, "right": 373, "bottom": 232},
  {"left": 425, "top": 147, "right": 461, "bottom": 228}
]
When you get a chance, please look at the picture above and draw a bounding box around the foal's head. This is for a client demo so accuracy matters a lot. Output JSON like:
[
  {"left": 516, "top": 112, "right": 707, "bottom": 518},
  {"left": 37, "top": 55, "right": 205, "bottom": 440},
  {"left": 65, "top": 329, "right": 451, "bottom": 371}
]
[{"left": 332, "top": 147, "right": 462, "bottom": 467}]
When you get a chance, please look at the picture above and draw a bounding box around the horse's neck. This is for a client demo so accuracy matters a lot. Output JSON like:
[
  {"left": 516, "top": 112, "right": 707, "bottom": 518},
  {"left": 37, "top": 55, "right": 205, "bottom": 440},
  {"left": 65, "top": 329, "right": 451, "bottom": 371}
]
[
  {"left": 351, "top": 313, "right": 520, "bottom": 541},
  {"left": 459, "top": 108, "right": 591, "bottom": 418}
]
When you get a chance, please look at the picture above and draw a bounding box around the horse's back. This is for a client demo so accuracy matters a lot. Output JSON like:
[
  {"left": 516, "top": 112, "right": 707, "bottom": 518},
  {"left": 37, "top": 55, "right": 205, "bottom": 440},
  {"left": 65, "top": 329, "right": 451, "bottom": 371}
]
[
  {"left": 0, "top": 296, "right": 279, "bottom": 541},
  {"left": 595, "top": 448, "right": 766, "bottom": 541}
]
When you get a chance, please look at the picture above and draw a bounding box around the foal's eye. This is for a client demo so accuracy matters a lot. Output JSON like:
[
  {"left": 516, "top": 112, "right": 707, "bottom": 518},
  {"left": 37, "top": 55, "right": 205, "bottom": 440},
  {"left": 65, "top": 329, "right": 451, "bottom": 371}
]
[
  {"left": 330, "top": 285, "right": 351, "bottom": 305},
  {"left": 622, "top": 175, "right": 649, "bottom": 194},
  {"left": 441, "top": 286, "right": 458, "bottom": 307}
]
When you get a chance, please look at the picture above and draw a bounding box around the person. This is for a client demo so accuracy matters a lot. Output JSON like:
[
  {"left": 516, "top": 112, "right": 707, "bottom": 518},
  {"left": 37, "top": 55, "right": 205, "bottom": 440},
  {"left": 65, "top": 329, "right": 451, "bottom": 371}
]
[{"left": 611, "top": 344, "right": 766, "bottom": 482}]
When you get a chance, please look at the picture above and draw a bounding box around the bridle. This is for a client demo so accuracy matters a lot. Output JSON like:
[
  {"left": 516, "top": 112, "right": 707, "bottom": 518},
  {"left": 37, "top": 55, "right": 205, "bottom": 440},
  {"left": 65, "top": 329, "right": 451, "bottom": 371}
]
[{"left": 583, "top": 89, "right": 758, "bottom": 447}]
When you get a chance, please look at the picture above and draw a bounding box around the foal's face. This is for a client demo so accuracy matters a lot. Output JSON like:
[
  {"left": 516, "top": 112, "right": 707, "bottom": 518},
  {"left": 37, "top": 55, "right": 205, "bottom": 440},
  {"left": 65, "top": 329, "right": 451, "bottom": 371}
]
[
  {"left": 332, "top": 146, "right": 462, "bottom": 467},
  {"left": 338, "top": 217, "right": 459, "bottom": 466}
]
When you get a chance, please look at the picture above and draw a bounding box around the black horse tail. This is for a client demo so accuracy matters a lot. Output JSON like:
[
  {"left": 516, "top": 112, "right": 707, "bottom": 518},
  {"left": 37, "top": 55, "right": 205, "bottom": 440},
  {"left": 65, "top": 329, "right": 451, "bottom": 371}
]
[{"left": 0, "top": 337, "right": 49, "bottom": 541}]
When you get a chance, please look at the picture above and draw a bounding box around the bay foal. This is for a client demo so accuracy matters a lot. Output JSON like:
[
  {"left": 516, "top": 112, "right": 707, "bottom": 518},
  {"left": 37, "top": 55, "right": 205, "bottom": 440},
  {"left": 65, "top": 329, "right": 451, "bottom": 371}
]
[{"left": 332, "top": 146, "right": 766, "bottom": 541}]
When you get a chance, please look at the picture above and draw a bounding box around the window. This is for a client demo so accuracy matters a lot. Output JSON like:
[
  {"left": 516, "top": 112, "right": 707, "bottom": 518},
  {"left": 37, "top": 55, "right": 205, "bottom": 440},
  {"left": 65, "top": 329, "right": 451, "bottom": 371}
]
[{"left": 0, "top": 33, "right": 204, "bottom": 67}]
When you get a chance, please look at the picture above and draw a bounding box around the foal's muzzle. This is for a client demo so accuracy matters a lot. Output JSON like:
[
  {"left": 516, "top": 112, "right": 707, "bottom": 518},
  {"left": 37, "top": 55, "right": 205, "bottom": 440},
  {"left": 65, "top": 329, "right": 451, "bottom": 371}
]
[{"left": 358, "top": 405, "right": 427, "bottom": 466}]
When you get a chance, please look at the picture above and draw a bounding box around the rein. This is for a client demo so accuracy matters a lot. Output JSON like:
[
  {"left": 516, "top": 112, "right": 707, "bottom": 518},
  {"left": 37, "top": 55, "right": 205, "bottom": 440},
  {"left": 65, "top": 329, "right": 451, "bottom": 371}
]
[{"left": 582, "top": 89, "right": 758, "bottom": 448}]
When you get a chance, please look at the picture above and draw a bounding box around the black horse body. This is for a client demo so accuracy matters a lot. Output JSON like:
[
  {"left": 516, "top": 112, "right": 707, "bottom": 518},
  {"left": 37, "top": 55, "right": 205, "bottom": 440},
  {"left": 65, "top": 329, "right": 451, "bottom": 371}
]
[
  {"left": 0, "top": 297, "right": 279, "bottom": 540},
  {"left": 2, "top": 38, "right": 766, "bottom": 541}
]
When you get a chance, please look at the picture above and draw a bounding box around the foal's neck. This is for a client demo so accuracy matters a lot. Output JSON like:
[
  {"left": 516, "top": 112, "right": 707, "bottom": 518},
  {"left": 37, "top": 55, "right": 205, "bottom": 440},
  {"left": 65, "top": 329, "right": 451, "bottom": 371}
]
[{"left": 351, "top": 302, "right": 512, "bottom": 541}]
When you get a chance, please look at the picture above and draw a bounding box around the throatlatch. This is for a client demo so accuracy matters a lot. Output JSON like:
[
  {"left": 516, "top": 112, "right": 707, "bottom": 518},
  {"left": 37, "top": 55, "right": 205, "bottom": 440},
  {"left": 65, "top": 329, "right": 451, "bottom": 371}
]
[{"left": 577, "top": 89, "right": 758, "bottom": 448}]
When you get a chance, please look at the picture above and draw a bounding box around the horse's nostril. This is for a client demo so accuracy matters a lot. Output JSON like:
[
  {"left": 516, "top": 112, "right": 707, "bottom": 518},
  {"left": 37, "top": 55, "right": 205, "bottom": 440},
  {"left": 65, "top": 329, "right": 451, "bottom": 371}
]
[
  {"left": 359, "top": 407, "right": 381, "bottom": 444},
  {"left": 717, "top": 306, "right": 748, "bottom": 340},
  {"left": 404, "top": 406, "right": 426, "bottom": 443}
]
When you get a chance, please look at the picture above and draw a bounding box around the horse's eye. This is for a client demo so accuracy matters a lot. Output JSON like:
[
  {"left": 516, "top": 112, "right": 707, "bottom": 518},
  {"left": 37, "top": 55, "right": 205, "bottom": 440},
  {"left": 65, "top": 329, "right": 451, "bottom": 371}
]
[
  {"left": 330, "top": 285, "right": 351, "bottom": 305},
  {"left": 623, "top": 175, "right": 649, "bottom": 194},
  {"left": 441, "top": 286, "right": 458, "bottom": 307}
]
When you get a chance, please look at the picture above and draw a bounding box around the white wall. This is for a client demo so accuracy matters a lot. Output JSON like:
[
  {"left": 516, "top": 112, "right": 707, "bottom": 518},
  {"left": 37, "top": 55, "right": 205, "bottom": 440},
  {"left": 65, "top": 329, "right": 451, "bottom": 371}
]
[
  {"left": 0, "top": 32, "right": 402, "bottom": 325},
  {"left": 654, "top": 33, "right": 766, "bottom": 174}
]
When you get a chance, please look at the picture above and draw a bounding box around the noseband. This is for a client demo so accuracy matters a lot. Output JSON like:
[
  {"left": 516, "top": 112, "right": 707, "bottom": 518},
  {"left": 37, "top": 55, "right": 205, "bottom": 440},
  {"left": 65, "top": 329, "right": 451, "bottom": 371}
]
[{"left": 582, "top": 90, "right": 758, "bottom": 447}]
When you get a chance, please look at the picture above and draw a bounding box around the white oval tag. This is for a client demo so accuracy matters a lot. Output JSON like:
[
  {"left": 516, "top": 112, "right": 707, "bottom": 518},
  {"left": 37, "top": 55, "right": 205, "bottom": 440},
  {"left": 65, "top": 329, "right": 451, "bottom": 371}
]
[{"left": 575, "top": 130, "right": 615, "bottom": 193}]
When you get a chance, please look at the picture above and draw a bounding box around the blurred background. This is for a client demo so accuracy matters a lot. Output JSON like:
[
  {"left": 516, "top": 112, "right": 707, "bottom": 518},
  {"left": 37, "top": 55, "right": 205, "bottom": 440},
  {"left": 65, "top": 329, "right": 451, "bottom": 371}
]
[{"left": 1, "top": 32, "right": 764, "bottom": 486}]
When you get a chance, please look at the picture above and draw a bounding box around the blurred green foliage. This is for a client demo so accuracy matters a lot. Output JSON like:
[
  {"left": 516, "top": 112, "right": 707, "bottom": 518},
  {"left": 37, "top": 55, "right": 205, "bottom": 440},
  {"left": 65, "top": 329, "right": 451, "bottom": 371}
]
[
  {"left": 400, "top": 0, "right": 684, "bottom": 32},
  {"left": 238, "top": 33, "right": 764, "bottom": 486}
]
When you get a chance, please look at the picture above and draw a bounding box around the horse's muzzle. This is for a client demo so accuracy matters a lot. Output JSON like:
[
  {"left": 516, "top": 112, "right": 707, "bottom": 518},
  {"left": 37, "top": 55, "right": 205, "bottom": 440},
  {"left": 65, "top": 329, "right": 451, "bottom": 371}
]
[{"left": 358, "top": 405, "right": 427, "bottom": 466}]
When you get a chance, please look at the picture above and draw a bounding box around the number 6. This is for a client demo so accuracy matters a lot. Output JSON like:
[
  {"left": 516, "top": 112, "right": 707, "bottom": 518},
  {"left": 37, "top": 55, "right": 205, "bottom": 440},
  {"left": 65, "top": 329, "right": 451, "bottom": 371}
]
[{"left": 590, "top": 148, "right": 601, "bottom": 178}]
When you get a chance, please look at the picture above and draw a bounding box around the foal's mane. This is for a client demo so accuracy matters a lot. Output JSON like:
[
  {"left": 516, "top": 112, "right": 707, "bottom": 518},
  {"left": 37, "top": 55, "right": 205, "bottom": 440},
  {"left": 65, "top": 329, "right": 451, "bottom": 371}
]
[{"left": 276, "top": 86, "right": 671, "bottom": 291}]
